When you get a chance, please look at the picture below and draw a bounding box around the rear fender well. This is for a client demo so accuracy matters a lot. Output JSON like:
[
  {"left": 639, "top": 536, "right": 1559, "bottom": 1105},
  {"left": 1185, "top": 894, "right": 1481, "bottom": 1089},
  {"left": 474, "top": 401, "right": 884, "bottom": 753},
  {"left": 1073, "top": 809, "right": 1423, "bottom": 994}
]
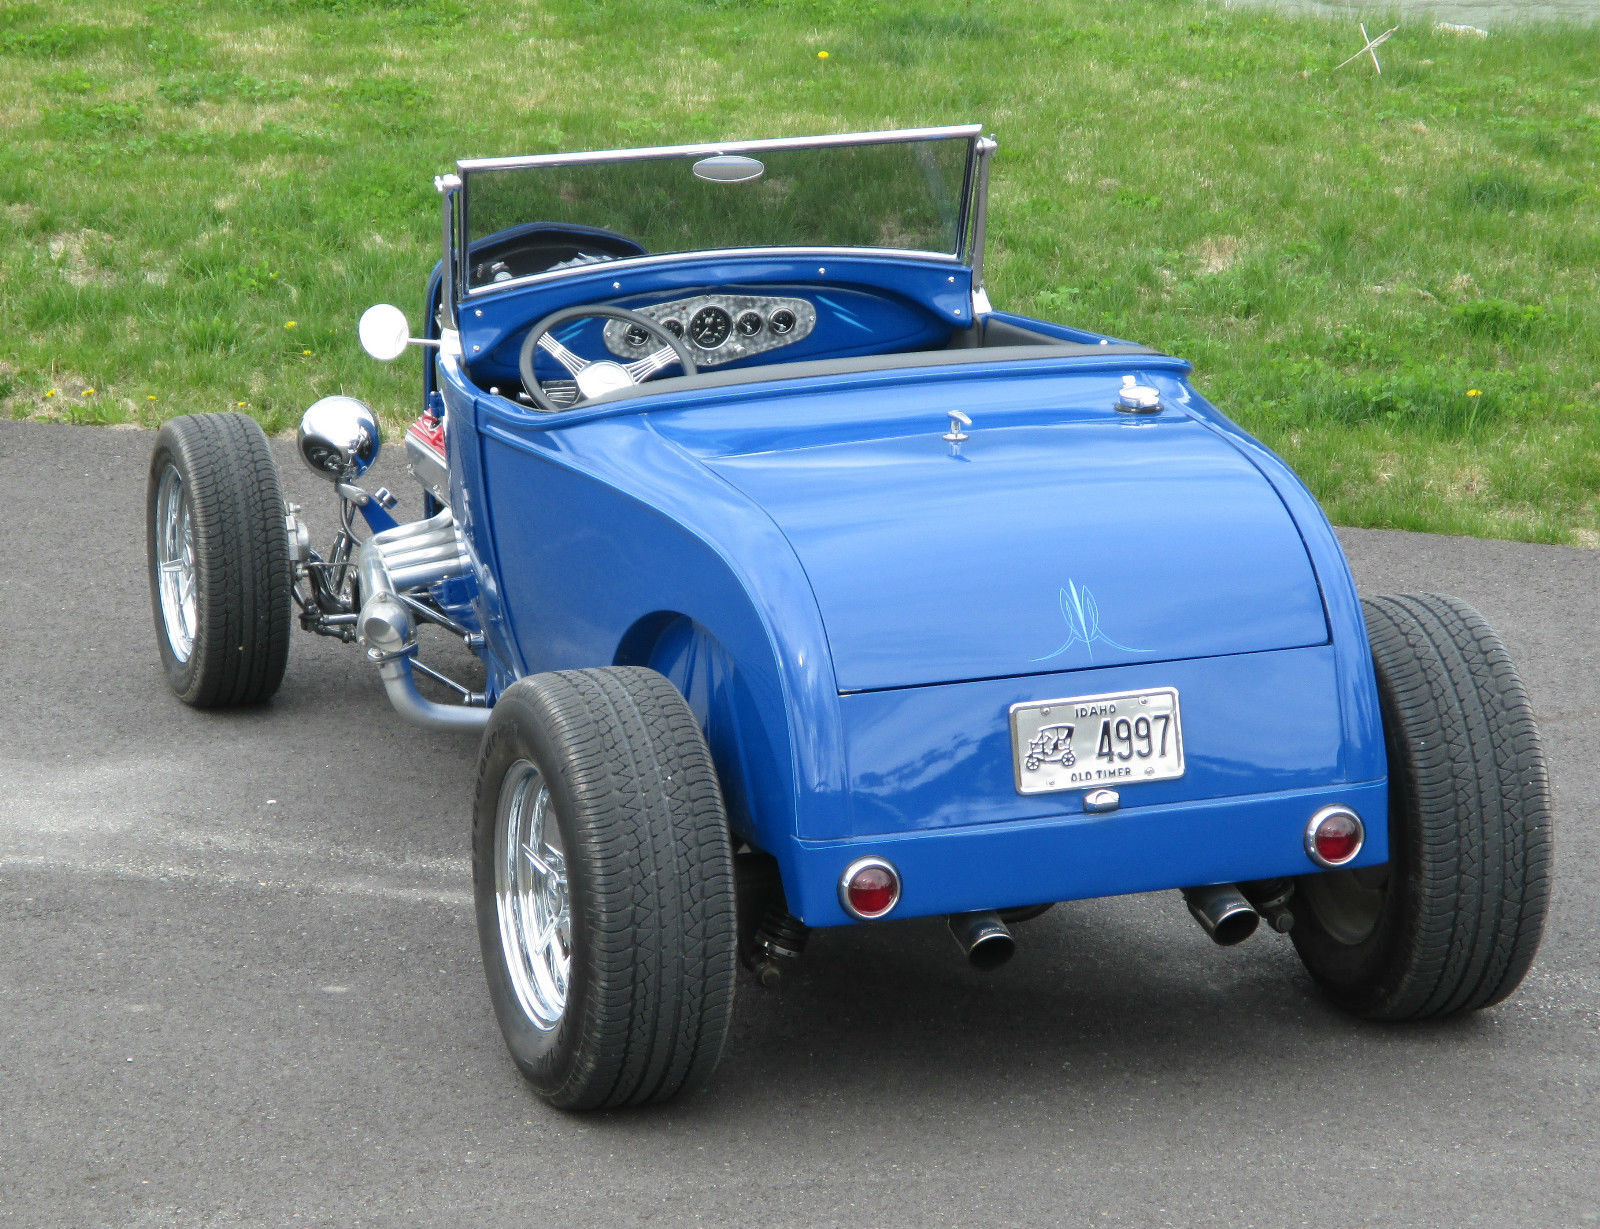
[{"left": 618, "top": 613, "right": 782, "bottom": 847}]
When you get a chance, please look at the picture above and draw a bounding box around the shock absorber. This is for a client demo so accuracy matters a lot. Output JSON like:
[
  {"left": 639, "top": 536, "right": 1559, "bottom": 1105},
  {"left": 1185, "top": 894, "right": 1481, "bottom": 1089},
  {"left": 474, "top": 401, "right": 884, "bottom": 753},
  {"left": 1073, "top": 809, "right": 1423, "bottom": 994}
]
[
  {"left": 748, "top": 907, "right": 810, "bottom": 990},
  {"left": 1240, "top": 877, "right": 1297, "bottom": 933},
  {"left": 736, "top": 849, "right": 809, "bottom": 989}
]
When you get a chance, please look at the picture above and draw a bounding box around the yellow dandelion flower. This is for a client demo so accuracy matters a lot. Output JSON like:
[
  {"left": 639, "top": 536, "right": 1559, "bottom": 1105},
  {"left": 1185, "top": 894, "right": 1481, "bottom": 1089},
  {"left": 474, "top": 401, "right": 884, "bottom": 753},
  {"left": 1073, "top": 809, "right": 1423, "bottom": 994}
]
[
  {"left": 817, "top": 49, "right": 829, "bottom": 59},
  {"left": 1466, "top": 388, "right": 1481, "bottom": 397},
  {"left": 302, "top": 349, "right": 313, "bottom": 356},
  {"left": 82, "top": 388, "right": 95, "bottom": 396},
  {"left": 237, "top": 400, "right": 247, "bottom": 407},
  {"left": 285, "top": 320, "right": 297, "bottom": 329},
  {"left": 148, "top": 394, "right": 158, "bottom": 401},
  {"left": 45, "top": 389, "right": 56, "bottom": 397}
]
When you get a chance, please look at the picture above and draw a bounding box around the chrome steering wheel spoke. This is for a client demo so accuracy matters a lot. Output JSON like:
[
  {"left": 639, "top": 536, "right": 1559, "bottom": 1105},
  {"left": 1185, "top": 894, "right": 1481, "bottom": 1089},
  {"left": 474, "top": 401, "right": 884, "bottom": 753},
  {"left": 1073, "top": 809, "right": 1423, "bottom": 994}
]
[
  {"left": 535, "top": 331, "right": 591, "bottom": 377},
  {"left": 625, "top": 345, "right": 682, "bottom": 382}
]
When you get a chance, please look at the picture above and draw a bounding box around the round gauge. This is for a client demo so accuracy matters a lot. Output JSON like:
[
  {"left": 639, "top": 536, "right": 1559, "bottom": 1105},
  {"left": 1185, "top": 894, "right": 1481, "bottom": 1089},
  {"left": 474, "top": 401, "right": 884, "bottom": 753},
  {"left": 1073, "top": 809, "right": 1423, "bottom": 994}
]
[
  {"left": 662, "top": 318, "right": 685, "bottom": 338},
  {"left": 689, "top": 306, "right": 733, "bottom": 350},
  {"left": 769, "top": 308, "right": 797, "bottom": 335},
  {"left": 623, "top": 323, "right": 652, "bottom": 348},
  {"left": 735, "top": 311, "right": 764, "bottom": 338}
]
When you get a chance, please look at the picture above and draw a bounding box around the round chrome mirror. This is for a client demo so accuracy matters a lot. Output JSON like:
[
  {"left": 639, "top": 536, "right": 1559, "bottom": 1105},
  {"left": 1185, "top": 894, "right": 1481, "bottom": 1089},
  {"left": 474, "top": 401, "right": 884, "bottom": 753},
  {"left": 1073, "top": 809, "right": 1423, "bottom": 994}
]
[
  {"left": 299, "top": 395, "right": 380, "bottom": 482},
  {"left": 691, "top": 155, "right": 764, "bottom": 183},
  {"left": 358, "top": 303, "right": 412, "bottom": 362}
]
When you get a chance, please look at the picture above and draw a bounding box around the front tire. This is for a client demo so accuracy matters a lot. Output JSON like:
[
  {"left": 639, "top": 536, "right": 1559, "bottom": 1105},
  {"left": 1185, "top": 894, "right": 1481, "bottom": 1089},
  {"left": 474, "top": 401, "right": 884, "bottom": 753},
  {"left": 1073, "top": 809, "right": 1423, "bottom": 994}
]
[
  {"left": 1292, "top": 593, "right": 1552, "bottom": 1019},
  {"left": 145, "top": 413, "right": 291, "bottom": 707},
  {"left": 472, "top": 668, "right": 737, "bottom": 1109}
]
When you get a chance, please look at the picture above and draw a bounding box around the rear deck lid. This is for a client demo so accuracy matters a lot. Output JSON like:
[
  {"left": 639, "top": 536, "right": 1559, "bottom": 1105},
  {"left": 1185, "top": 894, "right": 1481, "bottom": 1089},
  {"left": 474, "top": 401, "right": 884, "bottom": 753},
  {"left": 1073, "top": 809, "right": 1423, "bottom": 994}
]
[{"left": 701, "top": 414, "right": 1329, "bottom": 692}]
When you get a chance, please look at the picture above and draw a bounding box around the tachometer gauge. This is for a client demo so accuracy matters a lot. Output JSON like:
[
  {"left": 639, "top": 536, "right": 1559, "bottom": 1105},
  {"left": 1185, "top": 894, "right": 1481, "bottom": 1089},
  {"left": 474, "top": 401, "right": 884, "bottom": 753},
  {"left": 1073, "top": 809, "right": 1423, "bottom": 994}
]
[{"left": 689, "top": 306, "right": 732, "bottom": 349}]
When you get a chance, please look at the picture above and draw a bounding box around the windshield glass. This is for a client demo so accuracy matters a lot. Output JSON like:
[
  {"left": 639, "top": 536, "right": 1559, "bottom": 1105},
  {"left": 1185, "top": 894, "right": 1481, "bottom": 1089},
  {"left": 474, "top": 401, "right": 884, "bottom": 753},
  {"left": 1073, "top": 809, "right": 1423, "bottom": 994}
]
[{"left": 460, "top": 129, "right": 978, "bottom": 291}]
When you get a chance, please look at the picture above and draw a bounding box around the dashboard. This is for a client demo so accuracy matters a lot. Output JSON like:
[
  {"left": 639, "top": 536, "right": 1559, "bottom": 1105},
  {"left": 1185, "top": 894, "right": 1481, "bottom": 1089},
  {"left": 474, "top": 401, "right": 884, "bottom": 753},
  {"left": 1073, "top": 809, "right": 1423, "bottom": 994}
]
[
  {"left": 457, "top": 256, "right": 970, "bottom": 399},
  {"left": 601, "top": 292, "right": 817, "bottom": 368}
]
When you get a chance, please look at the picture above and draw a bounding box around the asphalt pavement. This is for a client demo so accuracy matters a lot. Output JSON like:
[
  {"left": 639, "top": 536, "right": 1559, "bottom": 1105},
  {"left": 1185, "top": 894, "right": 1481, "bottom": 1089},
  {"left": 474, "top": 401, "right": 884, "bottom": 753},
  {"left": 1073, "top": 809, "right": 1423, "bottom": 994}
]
[{"left": 1, "top": 418, "right": 1595, "bottom": 1228}]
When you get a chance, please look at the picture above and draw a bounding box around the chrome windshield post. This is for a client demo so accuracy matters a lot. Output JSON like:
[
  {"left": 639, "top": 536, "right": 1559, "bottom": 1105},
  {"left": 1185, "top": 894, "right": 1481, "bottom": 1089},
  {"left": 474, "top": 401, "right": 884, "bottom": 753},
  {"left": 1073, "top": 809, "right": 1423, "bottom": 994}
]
[
  {"left": 969, "top": 136, "right": 997, "bottom": 312},
  {"left": 434, "top": 172, "right": 462, "bottom": 332}
]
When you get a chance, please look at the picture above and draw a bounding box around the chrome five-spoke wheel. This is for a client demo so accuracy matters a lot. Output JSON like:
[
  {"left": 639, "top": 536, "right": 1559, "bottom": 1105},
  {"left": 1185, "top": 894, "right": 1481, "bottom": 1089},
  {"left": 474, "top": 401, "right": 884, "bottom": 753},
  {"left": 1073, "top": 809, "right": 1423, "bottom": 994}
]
[
  {"left": 153, "top": 464, "right": 197, "bottom": 663},
  {"left": 494, "top": 760, "right": 571, "bottom": 1030}
]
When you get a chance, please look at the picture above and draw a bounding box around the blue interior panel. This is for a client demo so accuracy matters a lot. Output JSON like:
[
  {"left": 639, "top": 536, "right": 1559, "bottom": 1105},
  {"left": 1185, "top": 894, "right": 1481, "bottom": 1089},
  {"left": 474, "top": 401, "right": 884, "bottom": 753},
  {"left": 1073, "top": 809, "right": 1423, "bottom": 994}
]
[{"left": 458, "top": 253, "right": 972, "bottom": 390}]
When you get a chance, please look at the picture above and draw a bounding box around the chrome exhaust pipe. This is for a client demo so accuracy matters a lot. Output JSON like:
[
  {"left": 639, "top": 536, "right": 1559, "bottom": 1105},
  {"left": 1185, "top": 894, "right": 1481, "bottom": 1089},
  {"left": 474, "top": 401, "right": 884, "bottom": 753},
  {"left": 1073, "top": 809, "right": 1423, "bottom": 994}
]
[
  {"left": 375, "top": 656, "right": 489, "bottom": 732},
  {"left": 370, "top": 508, "right": 454, "bottom": 548},
  {"left": 356, "top": 508, "right": 488, "bottom": 732},
  {"left": 1182, "top": 884, "right": 1261, "bottom": 946},
  {"left": 389, "top": 548, "right": 472, "bottom": 591},
  {"left": 947, "top": 910, "right": 1015, "bottom": 971}
]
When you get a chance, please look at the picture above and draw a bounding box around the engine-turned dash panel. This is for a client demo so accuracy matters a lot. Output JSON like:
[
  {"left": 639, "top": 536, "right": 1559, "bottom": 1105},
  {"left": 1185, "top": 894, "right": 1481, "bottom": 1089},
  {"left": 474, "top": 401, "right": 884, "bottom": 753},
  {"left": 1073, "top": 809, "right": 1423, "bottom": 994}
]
[{"left": 602, "top": 293, "right": 816, "bottom": 368}]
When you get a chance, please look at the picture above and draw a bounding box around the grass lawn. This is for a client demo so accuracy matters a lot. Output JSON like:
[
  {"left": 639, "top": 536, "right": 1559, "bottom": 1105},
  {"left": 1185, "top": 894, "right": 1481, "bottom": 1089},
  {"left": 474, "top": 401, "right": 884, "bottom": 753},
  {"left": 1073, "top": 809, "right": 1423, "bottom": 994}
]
[{"left": 1, "top": 0, "right": 1597, "bottom": 543}]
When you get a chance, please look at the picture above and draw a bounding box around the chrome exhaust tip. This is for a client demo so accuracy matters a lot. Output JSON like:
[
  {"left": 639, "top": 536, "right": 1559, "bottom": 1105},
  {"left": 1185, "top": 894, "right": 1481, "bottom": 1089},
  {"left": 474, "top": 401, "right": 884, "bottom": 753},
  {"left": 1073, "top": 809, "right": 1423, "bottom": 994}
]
[
  {"left": 947, "top": 910, "right": 1016, "bottom": 971},
  {"left": 1182, "top": 884, "right": 1261, "bottom": 946}
]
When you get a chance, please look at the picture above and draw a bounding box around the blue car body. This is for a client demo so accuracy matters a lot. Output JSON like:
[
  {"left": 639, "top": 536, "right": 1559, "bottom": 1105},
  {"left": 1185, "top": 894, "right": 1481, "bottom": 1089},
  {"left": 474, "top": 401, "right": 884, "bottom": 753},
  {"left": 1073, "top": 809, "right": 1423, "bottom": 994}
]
[
  {"left": 143, "top": 126, "right": 1550, "bottom": 1108},
  {"left": 400, "top": 130, "right": 1389, "bottom": 928}
]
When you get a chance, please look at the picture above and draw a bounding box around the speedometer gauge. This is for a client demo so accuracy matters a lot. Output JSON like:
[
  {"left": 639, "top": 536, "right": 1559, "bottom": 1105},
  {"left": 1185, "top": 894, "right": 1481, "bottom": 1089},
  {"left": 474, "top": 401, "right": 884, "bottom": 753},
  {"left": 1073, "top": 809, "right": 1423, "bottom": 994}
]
[{"left": 689, "top": 306, "right": 732, "bottom": 349}]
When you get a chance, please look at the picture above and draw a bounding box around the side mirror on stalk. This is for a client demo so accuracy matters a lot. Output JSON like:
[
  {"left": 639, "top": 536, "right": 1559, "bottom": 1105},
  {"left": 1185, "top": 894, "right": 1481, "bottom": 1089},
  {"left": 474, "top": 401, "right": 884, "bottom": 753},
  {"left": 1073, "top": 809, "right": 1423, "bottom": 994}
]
[{"left": 358, "top": 304, "right": 414, "bottom": 362}]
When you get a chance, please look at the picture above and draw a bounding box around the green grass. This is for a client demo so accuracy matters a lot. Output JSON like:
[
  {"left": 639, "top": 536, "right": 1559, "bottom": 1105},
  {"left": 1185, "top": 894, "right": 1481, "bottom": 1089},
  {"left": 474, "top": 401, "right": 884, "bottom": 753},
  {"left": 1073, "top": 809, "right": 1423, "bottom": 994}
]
[{"left": 1, "top": 0, "right": 1597, "bottom": 542}]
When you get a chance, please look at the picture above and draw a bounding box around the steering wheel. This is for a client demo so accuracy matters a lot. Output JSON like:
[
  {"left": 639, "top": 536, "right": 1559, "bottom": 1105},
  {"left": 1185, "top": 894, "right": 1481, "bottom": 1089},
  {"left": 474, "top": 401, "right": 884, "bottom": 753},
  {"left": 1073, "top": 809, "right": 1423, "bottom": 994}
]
[{"left": 517, "top": 305, "right": 698, "bottom": 413}]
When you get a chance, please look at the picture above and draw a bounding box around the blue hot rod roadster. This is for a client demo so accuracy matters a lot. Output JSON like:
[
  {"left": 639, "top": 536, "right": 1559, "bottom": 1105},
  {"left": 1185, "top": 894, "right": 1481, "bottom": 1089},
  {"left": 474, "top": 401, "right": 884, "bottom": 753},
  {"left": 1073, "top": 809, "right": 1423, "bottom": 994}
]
[{"left": 146, "top": 126, "right": 1551, "bottom": 1110}]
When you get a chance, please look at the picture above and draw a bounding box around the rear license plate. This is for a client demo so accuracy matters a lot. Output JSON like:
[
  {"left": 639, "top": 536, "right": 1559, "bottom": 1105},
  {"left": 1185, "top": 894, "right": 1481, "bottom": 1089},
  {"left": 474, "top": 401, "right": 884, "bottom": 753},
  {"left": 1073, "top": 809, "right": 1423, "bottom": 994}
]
[{"left": 1009, "top": 687, "right": 1185, "bottom": 796}]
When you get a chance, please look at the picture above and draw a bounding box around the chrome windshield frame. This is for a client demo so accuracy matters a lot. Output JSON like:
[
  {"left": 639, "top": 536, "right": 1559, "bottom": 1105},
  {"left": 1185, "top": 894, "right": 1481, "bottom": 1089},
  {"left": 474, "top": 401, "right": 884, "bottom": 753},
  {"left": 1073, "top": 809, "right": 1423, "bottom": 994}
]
[
  {"left": 434, "top": 173, "right": 462, "bottom": 330},
  {"left": 448, "top": 125, "right": 991, "bottom": 308},
  {"left": 454, "top": 124, "right": 983, "bottom": 174}
]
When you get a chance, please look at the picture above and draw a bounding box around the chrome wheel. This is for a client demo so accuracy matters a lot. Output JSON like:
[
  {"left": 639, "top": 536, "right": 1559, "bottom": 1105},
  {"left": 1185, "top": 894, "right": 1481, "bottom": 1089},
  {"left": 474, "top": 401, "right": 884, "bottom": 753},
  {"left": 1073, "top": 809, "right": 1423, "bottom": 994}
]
[
  {"left": 494, "top": 760, "right": 571, "bottom": 1030},
  {"left": 1299, "top": 863, "right": 1389, "bottom": 946},
  {"left": 153, "top": 463, "right": 196, "bottom": 662}
]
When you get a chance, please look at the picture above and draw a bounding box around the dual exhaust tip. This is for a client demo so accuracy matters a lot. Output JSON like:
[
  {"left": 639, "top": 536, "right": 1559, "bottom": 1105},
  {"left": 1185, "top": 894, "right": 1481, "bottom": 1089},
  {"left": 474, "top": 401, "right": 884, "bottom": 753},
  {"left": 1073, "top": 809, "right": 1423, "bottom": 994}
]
[
  {"left": 947, "top": 910, "right": 1017, "bottom": 971},
  {"left": 946, "top": 882, "right": 1290, "bottom": 971},
  {"left": 1182, "top": 880, "right": 1297, "bottom": 944},
  {"left": 1182, "top": 883, "right": 1262, "bottom": 946}
]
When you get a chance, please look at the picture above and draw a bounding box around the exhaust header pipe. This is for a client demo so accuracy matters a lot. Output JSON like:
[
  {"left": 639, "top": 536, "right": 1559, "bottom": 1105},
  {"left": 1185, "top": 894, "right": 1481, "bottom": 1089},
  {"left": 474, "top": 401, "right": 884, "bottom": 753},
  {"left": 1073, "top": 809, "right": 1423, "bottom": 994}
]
[
  {"left": 947, "top": 910, "right": 1015, "bottom": 971},
  {"left": 357, "top": 509, "right": 488, "bottom": 732},
  {"left": 1182, "top": 884, "right": 1261, "bottom": 946}
]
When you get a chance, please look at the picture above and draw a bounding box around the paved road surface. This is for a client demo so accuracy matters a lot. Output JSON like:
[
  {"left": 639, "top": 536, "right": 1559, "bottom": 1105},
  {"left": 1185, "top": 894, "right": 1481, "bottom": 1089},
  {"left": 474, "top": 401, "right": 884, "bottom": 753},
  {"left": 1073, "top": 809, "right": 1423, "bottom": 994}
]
[{"left": 1, "top": 420, "right": 1595, "bottom": 1227}]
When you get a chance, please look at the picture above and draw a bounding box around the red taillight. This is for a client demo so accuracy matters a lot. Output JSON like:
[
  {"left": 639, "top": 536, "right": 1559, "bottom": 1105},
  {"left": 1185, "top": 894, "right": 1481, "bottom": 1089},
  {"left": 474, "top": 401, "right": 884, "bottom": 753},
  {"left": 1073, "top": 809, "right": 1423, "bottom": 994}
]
[
  {"left": 839, "top": 858, "right": 901, "bottom": 920},
  {"left": 1305, "top": 806, "right": 1364, "bottom": 868}
]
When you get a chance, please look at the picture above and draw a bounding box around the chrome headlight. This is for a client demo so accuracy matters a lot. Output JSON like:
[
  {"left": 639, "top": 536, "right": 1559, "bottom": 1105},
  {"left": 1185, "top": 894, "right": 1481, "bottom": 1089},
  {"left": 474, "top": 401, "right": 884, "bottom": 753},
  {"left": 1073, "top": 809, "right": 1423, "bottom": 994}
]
[{"left": 298, "top": 395, "right": 379, "bottom": 482}]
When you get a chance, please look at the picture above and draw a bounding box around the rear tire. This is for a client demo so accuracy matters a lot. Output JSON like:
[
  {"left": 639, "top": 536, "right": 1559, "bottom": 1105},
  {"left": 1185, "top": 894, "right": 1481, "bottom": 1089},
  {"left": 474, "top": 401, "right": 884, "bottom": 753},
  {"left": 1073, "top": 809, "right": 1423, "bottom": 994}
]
[
  {"left": 145, "top": 413, "right": 291, "bottom": 707},
  {"left": 1292, "top": 593, "right": 1551, "bottom": 1019},
  {"left": 472, "top": 668, "right": 737, "bottom": 1109}
]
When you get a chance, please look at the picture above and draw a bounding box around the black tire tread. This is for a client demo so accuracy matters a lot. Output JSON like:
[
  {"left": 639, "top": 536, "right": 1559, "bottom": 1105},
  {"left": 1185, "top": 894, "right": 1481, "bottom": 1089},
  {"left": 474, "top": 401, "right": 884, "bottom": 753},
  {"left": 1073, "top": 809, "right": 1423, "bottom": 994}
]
[
  {"left": 473, "top": 667, "right": 736, "bottom": 1110},
  {"left": 1295, "top": 593, "right": 1551, "bottom": 1019},
  {"left": 1368, "top": 593, "right": 1550, "bottom": 1016},
  {"left": 146, "top": 413, "right": 291, "bottom": 707}
]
